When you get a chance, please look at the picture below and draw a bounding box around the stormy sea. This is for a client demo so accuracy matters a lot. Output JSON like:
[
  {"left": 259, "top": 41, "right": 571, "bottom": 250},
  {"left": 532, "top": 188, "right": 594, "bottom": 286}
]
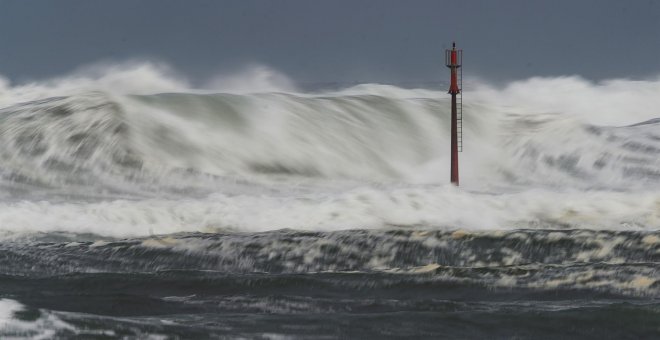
[{"left": 0, "top": 64, "right": 658, "bottom": 338}]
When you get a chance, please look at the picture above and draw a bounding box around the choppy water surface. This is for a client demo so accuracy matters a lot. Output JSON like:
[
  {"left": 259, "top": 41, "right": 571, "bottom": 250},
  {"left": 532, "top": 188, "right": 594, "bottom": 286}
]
[{"left": 0, "top": 66, "right": 659, "bottom": 338}]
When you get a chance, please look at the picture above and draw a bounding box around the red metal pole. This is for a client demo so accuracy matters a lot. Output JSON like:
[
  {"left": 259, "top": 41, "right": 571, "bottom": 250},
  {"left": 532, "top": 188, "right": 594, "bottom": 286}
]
[
  {"left": 450, "top": 92, "right": 459, "bottom": 185},
  {"left": 447, "top": 42, "right": 460, "bottom": 186}
]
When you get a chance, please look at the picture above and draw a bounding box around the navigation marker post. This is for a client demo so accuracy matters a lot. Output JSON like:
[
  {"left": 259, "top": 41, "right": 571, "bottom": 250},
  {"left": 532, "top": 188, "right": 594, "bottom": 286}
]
[{"left": 445, "top": 42, "right": 462, "bottom": 186}]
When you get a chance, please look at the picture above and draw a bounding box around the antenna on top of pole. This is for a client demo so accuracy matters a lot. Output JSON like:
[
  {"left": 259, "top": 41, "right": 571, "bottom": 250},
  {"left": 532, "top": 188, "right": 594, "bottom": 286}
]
[{"left": 445, "top": 42, "right": 462, "bottom": 186}]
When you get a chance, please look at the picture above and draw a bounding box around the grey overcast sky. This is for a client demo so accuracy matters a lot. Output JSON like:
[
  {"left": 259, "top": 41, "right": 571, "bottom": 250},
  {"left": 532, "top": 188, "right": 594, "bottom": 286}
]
[{"left": 0, "top": 0, "right": 659, "bottom": 85}]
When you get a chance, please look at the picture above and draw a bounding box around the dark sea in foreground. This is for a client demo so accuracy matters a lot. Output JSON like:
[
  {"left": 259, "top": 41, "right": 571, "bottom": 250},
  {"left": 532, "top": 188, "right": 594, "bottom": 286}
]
[{"left": 1, "top": 229, "right": 659, "bottom": 338}]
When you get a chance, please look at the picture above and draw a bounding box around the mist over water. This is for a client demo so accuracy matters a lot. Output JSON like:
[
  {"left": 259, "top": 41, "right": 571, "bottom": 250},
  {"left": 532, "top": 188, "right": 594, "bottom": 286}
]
[
  {"left": 0, "top": 62, "right": 659, "bottom": 338},
  {"left": 0, "top": 63, "right": 658, "bottom": 236}
]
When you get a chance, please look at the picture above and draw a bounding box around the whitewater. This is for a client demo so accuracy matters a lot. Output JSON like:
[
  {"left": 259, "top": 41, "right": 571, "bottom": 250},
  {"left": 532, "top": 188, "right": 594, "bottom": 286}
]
[{"left": 0, "top": 63, "right": 658, "bottom": 338}]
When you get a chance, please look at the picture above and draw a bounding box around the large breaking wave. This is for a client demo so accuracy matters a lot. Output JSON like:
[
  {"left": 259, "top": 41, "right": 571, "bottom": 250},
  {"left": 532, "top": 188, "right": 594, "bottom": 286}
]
[{"left": 0, "top": 63, "right": 659, "bottom": 236}]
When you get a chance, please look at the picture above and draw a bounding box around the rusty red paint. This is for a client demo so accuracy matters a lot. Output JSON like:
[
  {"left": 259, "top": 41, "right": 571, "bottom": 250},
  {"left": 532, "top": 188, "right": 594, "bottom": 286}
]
[{"left": 446, "top": 42, "right": 462, "bottom": 186}]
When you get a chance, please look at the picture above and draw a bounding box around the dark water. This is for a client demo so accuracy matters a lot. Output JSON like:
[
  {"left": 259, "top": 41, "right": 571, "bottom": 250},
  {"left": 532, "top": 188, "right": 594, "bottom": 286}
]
[{"left": 1, "top": 229, "right": 658, "bottom": 339}]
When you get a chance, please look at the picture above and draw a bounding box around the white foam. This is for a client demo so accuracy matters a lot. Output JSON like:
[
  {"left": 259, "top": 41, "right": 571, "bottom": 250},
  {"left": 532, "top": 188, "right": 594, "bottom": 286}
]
[
  {"left": 0, "top": 63, "right": 659, "bottom": 236},
  {"left": 0, "top": 299, "right": 75, "bottom": 339},
  {"left": 0, "top": 186, "right": 657, "bottom": 238}
]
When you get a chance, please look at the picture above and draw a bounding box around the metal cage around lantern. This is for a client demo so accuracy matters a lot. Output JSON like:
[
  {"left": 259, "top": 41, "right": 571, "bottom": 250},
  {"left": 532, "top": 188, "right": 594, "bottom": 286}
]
[{"left": 445, "top": 49, "right": 462, "bottom": 68}]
